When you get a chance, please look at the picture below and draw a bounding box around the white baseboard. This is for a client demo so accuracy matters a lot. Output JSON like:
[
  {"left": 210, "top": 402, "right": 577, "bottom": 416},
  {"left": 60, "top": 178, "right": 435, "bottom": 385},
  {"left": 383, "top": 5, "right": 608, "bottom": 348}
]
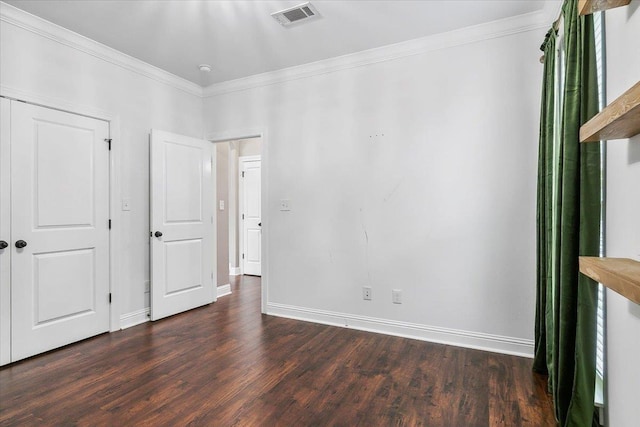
[
  {"left": 120, "top": 308, "right": 150, "bottom": 329},
  {"left": 217, "top": 284, "right": 232, "bottom": 298},
  {"left": 266, "top": 303, "right": 534, "bottom": 358},
  {"left": 229, "top": 266, "right": 241, "bottom": 276}
]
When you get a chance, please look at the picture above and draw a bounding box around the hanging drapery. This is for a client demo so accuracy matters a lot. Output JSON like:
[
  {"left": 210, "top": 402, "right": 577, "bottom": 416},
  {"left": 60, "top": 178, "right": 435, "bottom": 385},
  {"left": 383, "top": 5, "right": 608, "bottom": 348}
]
[
  {"left": 534, "top": 23, "right": 556, "bottom": 380},
  {"left": 534, "top": 0, "right": 602, "bottom": 426}
]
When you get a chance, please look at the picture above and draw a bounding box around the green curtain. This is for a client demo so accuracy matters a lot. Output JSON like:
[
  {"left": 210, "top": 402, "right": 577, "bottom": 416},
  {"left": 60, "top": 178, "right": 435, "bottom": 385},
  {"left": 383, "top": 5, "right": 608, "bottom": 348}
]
[
  {"left": 534, "top": 0, "right": 602, "bottom": 426},
  {"left": 534, "top": 25, "right": 556, "bottom": 376}
]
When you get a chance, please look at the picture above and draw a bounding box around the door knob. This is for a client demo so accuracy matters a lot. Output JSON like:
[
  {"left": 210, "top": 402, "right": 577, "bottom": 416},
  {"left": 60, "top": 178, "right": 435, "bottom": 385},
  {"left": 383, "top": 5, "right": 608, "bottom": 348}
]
[
  {"left": 0, "top": 240, "right": 7, "bottom": 249},
  {"left": 258, "top": 222, "right": 262, "bottom": 227},
  {"left": 154, "top": 231, "right": 163, "bottom": 238},
  {"left": 15, "top": 240, "right": 27, "bottom": 249}
]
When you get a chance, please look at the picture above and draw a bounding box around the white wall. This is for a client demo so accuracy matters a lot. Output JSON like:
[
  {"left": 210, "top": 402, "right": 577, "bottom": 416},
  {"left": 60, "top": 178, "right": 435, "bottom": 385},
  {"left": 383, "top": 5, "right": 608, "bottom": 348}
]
[
  {"left": 216, "top": 143, "right": 230, "bottom": 285},
  {"left": 603, "top": 4, "right": 640, "bottom": 427},
  {"left": 0, "top": 10, "right": 203, "bottom": 318},
  {"left": 204, "top": 25, "right": 545, "bottom": 355}
]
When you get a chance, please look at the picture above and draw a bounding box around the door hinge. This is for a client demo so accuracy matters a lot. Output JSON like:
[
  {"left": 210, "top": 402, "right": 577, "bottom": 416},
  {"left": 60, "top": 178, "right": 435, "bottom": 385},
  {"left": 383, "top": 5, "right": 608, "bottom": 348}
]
[
  {"left": 109, "top": 293, "right": 112, "bottom": 304},
  {"left": 108, "top": 219, "right": 112, "bottom": 229},
  {"left": 242, "top": 171, "right": 245, "bottom": 178},
  {"left": 242, "top": 253, "right": 245, "bottom": 259},
  {"left": 242, "top": 214, "right": 245, "bottom": 220},
  {"left": 105, "top": 138, "right": 112, "bottom": 150}
]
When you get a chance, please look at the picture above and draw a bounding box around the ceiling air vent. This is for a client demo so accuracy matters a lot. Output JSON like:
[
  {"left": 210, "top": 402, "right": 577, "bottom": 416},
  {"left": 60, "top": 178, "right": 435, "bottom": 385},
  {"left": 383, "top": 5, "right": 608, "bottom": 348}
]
[{"left": 271, "top": 2, "right": 320, "bottom": 27}]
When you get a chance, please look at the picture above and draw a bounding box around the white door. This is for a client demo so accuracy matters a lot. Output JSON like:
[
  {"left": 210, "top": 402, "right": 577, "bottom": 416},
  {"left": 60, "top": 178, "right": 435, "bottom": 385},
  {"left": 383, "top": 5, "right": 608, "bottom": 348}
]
[
  {"left": 0, "top": 97, "right": 11, "bottom": 365},
  {"left": 150, "top": 129, "right": 215, "bottom": 321},
  {"left": 241, "top": 158, "right": 261, "bottom": 276},
  {"left": 10, "top": 101, "right": 110, "bottom": 362}
]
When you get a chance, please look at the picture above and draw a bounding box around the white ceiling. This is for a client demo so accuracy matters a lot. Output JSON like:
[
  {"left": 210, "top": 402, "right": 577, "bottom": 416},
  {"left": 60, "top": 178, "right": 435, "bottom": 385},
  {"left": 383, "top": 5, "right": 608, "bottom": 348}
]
[{"left": 4, "top": 0, "right": 550, "bottom": 87}]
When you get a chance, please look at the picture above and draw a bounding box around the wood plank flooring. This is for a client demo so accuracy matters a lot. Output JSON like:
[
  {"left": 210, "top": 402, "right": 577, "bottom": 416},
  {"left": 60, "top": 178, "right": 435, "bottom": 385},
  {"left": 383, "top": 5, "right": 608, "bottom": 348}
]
[{"left": 0, "top": 276, "right": 555, "bottom": 426}]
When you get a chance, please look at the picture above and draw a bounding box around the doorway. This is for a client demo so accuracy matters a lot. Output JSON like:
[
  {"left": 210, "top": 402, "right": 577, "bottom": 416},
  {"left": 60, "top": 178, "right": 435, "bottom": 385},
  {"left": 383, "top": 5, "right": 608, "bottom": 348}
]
[{"left": 211, "top": 136, "right": 264, "bottom": 307}]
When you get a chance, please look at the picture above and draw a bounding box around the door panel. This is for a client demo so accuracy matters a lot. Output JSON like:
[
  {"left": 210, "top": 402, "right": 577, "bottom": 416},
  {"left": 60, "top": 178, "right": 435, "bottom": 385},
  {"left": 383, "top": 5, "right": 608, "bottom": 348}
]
[
  {"left": 242, "top": 159, "right": 261, "bottom": 276},
  {"left": 165, "top": 239, "right": 203, "bottom": 295},
  {"left": 34, "top": 249, "right": 95, "bottom": 324},
  {"left": 164, "top": 142, "right": 203, "bottom": 222},
  {"left": 150, "top": 130, "right": 214, "bottom": 321},
  {"left": 34, "top": 121, "right": 95, "bottom": 227},
  {"left": 11, "top": 101, "right": 110, "bottom": 362}
]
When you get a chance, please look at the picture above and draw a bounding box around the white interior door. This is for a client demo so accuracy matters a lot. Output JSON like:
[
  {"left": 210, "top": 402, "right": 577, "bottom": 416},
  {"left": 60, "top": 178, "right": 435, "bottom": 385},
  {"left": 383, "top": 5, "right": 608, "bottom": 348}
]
[
  {"left": 150, "top": 129, "right": 215, "bottom": 321},
  {"left": 241, "top": 158, "right": 261, "bottom": 276},
  {"left": 10, "top": 101, "right": 110, "bottom": 362},
  {"left": 0, "top": 97, "right": 11, "bottom": 365}
]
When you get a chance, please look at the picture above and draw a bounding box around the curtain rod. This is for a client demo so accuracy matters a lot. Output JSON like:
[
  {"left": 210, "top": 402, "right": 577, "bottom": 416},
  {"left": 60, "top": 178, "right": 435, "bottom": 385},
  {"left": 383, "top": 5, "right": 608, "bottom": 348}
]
[{"left": 540, "top": 15, "right": 563, "bottom": 63}]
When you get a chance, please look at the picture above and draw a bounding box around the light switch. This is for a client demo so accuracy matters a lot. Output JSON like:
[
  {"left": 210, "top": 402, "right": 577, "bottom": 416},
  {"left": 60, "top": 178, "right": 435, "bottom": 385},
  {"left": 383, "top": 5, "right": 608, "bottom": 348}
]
[
  {"left": 122, "top": 198, "right": 131, "bottom": 211},
  {"left": 219, "top": 200, "right": 225, "bottom": 211},
  {"left": 280, "top": 199, "right": 291, "bottom": 211}
]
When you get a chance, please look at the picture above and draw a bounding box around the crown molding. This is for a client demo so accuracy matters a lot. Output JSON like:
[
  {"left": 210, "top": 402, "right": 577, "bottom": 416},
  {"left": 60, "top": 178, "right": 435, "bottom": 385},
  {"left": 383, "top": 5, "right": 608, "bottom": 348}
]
[
  {"left": 1, "top": 0, "right": 560, "bottom": 100},
  {"left": 0, "top": 2, "right": 204, "bottom": 98},
  {"left": 203, "top": 8, "right": 551, "bottom": 98}
]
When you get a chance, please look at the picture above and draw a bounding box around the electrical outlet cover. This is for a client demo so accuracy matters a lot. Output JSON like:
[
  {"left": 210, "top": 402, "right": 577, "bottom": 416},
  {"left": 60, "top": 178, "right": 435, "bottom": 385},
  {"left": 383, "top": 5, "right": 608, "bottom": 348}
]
[{"left": 392, "top": 289, "right": 402, "bottom": 304}]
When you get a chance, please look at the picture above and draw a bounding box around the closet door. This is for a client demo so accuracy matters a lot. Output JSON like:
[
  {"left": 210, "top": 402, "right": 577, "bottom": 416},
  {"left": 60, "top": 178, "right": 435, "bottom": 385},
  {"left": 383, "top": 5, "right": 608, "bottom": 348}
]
[
  {"left": 0, "top": 97, "right": 10, "bottom": 366},
  {"left": 10, "top": 101, "right": 110, "bottom": 362}
]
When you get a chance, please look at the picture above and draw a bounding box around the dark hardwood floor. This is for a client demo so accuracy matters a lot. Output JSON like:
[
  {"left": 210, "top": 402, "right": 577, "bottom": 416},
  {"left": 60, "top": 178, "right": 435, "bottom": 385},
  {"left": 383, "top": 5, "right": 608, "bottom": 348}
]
[{"left": 0, "top": 276, "right": 555, "bottom": 426}]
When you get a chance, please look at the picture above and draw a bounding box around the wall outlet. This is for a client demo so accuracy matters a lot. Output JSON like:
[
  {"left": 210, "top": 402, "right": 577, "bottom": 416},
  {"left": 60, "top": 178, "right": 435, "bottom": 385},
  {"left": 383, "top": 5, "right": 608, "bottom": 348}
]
[
  {"left": 219, "top": 200, "right": 225, "bottom": 210},
  {"left": 122, "top": 198, "right": 131, "bottom": 211},
  {"left": 363, "top": 286, "right": 372, "bottom": 301},
  {"left": 392, "top": 289, "right": 402, "bottom": 304}
]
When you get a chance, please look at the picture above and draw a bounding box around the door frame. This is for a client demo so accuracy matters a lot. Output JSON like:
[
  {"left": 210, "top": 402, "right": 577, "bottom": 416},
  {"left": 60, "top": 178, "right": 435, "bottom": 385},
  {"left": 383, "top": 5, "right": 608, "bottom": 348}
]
[
  {"left": 238, "top": 155, "right": 261, "bottom": 277},
  {"left": 0, "top": 86, "right": 122, "bottom": 333},
  {"left": 206, "top": 129, "right": 268, "bottom": 314}
]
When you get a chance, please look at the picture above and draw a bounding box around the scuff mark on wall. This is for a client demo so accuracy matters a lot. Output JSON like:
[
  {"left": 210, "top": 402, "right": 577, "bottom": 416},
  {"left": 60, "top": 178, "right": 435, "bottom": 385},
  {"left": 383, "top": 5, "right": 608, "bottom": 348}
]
[{"left": 383, "top": 178, "right": 405, "bottom": 202}]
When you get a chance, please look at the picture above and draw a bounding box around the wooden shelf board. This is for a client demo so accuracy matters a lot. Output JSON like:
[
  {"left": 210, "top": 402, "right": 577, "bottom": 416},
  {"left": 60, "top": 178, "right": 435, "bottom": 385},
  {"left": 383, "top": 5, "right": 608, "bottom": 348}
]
[
  {"left": 579, "top": 257, "right": 640, "bottom": 304},
  {"left": 578, "top": 0, "right": 631, "bottom": 15},
  {"left": 580, "top": 81, "right": 640, "bottom": 142}
]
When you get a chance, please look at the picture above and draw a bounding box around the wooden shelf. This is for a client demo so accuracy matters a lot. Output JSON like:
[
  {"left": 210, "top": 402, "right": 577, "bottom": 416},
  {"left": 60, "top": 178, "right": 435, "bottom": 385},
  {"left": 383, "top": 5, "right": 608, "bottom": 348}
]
[
  {"left": 578, "top": 0, "right": 631, "bottom": 15},
  {"left": 580, "top": 81, "right": 640, "bottom": 142},
  {"left": 579, "top": 257, "right": 640, "bottom": 304}
]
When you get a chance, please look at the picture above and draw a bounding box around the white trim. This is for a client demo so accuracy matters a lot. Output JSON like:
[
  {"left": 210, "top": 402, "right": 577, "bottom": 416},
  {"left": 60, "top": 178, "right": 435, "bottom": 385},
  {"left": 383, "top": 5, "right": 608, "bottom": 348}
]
[
  {"left": 203, "top": 9, "right": 550, "bottom": 97},
  {"left": 217, "top": 284, "right": 232, "bottom": 298},
  {"left": 1, "top": 85, "right": 115, "bottom": 122},
  {"left": 206, "top": 129, "right": 263, "bottom": 143},
  {"left": 0, "top": 2, "right": 203, "bottom": 98},
  {"left": 266, "top": 303, "right": 535, "bottom": 358},
  {"left": 229, "top": 266, "right": 241, "bottom": 276},
  {"left": 0, "top": 85, "right": 123, "bottom": 333},
  {"left": 120, "top": 308, "right": 150, "bottom": 329}
]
